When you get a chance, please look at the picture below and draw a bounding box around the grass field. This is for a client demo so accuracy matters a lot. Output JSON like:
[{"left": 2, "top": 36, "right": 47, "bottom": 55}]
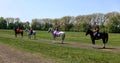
[{"left": 0, "top": 29, "right": 120, "bottom": 63}]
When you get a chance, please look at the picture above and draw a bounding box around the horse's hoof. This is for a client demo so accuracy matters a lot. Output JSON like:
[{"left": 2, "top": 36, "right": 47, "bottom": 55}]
[
  {"left": 103, "top": 47, "right": 105, "bottom": 48},
  {"left": 92, "top": 45, "right": 96, "bottom": 48},
  {"left": 92, "top": 47, "right": 96, "bottom": 49},
  {"left": 52, "top": 40, "right": 56, "bottom": 43},
  {"left": 61, "top": 43, "right": 64, "bottom": 44}
]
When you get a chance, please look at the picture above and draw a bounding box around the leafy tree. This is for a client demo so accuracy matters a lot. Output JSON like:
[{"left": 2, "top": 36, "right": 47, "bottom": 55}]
[
  {"left": 106, "top": 15, "right": 120, "bottom": 33},
  {"left": 60, "top": 16, "right": 71, "bottom": 31},
  {"left": 0, "top": 17, "right": 7, "bottom": 29},
  {"left": 5, "top": 17, "right": 14, "bottom": 28},
  {"left": 23, "top": 21, "right": 30, "bottom": 29},
  {"left": 66, "top": 23, "right": 74, "bottom": 31},
  {"left": 7, "top": 23, "right": 15, "bottom": 29},
  {"left": 42, "top": 22, "right": 53, "bottom": 31}
]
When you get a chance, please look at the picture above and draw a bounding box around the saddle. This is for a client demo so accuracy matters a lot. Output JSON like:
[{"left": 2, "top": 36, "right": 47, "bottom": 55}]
[
  {"left": 93, "top": 32, "right": 101, "bottom": 39},
  {"left": 53, "top": 31, "right": 60, "bottom": 37},
  {"left": 30, "top": 30, "right": 33, "bottom": 34},
  {"left": 16, "top": 29, "right": 22, "bottom": 33}
]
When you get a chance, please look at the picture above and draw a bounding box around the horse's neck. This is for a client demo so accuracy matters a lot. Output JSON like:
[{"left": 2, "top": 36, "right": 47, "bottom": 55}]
[
  {"left": 50, "top": 29, "right": 54, "bottom": 33},
  {"left": 89, "top": 30, "right": 94, "bottom": 37},
  {"left": 26, "top": 29, "right": 29, "bottom": 32},
  {"left": 26, "top": 29, "right": 31, "bottom": 33},
  {"left": 51, "top": 30, "right": 54, "bottom": 33}
]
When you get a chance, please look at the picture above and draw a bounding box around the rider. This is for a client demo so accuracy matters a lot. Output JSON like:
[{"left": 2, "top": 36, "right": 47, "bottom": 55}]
[
  {"left": 93, "top": 25, "right": 100, "bottom": 37},
  {"left": 16, "top": 26, "right": 20, "bottom": 32},
  {"left": 54, "top": 26, "right": 60, "bottom": 36},
  {"left": 29, "top": 27, "right": 33, "bottom": 34},
  {"left": 55, "top": 26, "right": 59, "bottom": 32}
]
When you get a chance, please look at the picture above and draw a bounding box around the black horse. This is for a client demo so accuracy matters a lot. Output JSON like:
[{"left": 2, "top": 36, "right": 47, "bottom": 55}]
[
  {"left": 86, "top": 29, "right": 108, "bottom": 48},
  {"left": 14, "top": 28, "right": 23, "bottom": 38}
]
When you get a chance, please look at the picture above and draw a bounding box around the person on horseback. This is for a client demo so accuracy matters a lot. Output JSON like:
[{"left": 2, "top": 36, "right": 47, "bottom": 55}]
[
  {"left": 16, "top": 26, "right": 21, "bottom": 32},
  {"left": 54, "top": 26, "right": 60, "bottom": 37},
  {"left": 29, "top": 27, "right": 33, "bottom": 34},
  {"left": 55, "top": 26, "right": 60, "bottom": 32},
  {"left": 93, "top": 25, "right": 100, "bottom": 37}
]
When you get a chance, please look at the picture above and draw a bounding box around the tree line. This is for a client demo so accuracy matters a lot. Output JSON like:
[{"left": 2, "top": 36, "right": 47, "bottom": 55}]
[{"left": 0, "top": 12, "right": 120, "bottom": 33}]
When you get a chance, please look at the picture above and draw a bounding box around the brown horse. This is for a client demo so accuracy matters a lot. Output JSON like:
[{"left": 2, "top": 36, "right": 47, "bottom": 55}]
[{"left": 14, "top": 28, "right": 23, "bottom": 38}]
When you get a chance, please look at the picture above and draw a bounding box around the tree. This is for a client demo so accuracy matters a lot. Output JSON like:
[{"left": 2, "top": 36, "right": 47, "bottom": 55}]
[
  {"left": 106, "top": 15, "right": 120, "bottom": 33},
  {"left": 23, "top": 21, "right": 30, "bottom": 28},
  {"left": 60, "top": 16, "right": 72, "bottom": 31},
  {"left": 0, "top": 17, "right": 7, "bottom": 29},
  {"left": 42, "top": 18, "right": 53, "bottom": 30},
  {"left": 5, "top": 17, "right": 14, "bottom": 28},
  {"left": 53, "top": 18, "right": 60, "bottom": 28},
  {"left": 66, "top": 23, "right": 74, "bottom": 31},
  {"left": 31, "top": 19, "right": 42, "bottom": 30},
  {"left": 7, "top": 23, "right": 15, "bottom": 29}
]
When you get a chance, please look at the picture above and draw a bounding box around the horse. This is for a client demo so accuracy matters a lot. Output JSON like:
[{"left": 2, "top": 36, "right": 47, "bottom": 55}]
[
  {"left": 86, "top": 29, "right": 108, "bottom": 48},
  {"left": 14, "top": 28, "right": 23, "bottom": 38},
  {"left": 48, "top": 28, "right": 65, "bottom": 44},
  {"left": 25, "top": 28, "right": 36, "bottom": 39}
]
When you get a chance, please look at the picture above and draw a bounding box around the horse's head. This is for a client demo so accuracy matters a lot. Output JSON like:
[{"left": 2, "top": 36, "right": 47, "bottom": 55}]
[
  {"left": 86, "top": 29, "right": 92, "bottom": 36},
  {"left": 14, "top": 27, "right": 17, "bottom": 31},
  {"left": 25, "top": 28, "right": 29, "bottom": 32},
  {"left": 48, "top": 28, "right": 53, "bottom": 33}
]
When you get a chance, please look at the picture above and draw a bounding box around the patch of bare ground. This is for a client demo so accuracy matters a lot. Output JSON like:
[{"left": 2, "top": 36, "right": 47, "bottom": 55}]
[{"left": 0, "top": 43, "right": 54, "bottom": 63}]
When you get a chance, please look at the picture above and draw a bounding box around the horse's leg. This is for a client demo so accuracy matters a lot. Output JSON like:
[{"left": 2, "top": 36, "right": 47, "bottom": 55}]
[
  {"left": 15, "top": 33, "right": 17, "bottom": 38},
  {"left": 61, "top": 34, "right": 65, "bottom": 44},
  {"left": 34, "top": 33, "right": 36, "bottom": 39},
  {"left": 92, "top": 39, "right": 95, "bottom": 48},
  {"left": 28, "top": 35, "right": 29, "bottom": 39},
  {"left": 21, "top": 32, "right": 23, "bottom": 38},
  {"left": 30, "top": 35, "right": 31, "bottom": 39},
  {"left": 52, "top": 36, "right": 56, "bottom": 43},
  {"left": 103, "top": 34, "right": 108, "bottom": 48},
  {"left": 61, "top": 39, "right": 64, "bottom": 44},
  {"left": 34, "top": 35, "right": 36, "bottom": 39},
  {"left": 28, "top": 34, "right": 30, "bottom": 39},
  {"left": 102, "top": 39, "right": 106, "bottom": 48}
]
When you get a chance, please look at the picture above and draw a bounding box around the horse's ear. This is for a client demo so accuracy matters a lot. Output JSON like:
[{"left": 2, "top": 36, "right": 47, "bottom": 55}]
[
  {"left": 85, "top": 28, "right": 89, "bottom": 32},
  {"left": 85, "top": 29, "right": 87, "bottom": 32}
]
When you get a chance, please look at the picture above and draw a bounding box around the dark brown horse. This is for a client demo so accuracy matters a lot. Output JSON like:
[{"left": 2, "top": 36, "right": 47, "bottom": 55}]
[
  {"left": 86, "top": 29, "right": 108, "bottom": 48},
  {"left": 14, "top": 28, "right": 23, "bottom": 38}
]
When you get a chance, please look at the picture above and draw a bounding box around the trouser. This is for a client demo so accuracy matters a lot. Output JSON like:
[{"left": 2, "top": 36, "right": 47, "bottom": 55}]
[{"left": 94, "top": 31, "right": 100, "bottom": 37}]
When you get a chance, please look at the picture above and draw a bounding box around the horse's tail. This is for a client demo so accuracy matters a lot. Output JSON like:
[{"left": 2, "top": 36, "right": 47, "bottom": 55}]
[
  {"left": 105, "top": 33, "right": 108, "bottom": 43},
  {"left": 64, "top": 33, "right": 65, "bottom": 39}
]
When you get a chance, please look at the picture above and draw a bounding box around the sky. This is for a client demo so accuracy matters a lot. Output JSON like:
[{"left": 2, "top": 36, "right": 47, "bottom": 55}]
[{"left": 0, "top": 0, "right": 120, "bottom": 22}]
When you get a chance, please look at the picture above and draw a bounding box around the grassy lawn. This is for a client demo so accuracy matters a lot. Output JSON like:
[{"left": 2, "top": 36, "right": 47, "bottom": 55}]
[
  {"left": 0, "top": 29, "right": 120, "bottom": 46},
  {"left": 0, "top": 29, "right": 120, "bottom": 63}
]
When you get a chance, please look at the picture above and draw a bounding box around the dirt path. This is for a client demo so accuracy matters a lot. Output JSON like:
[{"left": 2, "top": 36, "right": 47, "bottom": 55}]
[
  {"left": 0, "top": 43, "right": 53, "bottom": 63},
  {"left": 58, "top": 42, "right": 120, "bottom": 53},
  {"left": 1, "top": 34, "right": 120, "bottom": 53}
]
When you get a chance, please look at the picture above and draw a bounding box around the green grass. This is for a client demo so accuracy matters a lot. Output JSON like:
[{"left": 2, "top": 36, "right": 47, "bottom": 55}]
[
  {"left": 0, "top": 29, "right": 120, "bottom": 63},
  {"left": 0, "top": 29, "right": 120, "bottom": 46},
  {"left": 0, "top": 36, "right": 120, "bottom": 63}
]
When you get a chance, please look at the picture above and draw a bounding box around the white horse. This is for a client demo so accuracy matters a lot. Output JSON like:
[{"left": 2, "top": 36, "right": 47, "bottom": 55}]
[
  {"left": 25, "top": 28, "right": 36, "bottom": 39},
  {"left": 48, "top": 28, "right": 65, "bottom": 44}
]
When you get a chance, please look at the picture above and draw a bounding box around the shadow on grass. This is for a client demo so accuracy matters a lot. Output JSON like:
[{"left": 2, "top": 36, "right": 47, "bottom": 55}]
[{"left": 96, "top": 47, "right": 116, "bottom": 49}]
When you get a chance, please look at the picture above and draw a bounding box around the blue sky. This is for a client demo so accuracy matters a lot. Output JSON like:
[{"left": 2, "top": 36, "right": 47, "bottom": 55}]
[{"left": 0, "top": 0, "right": 120, "bottom": 22}]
